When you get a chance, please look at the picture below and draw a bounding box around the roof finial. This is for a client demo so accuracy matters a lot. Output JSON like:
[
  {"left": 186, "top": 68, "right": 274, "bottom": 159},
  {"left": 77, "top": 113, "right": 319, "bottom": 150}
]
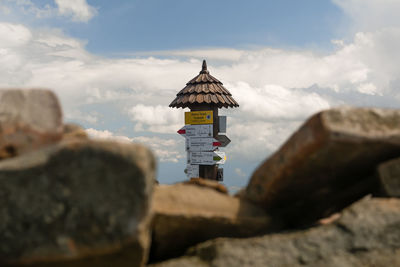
[{"left": 200, "top": 59, "right": 209, "bottom": 74}]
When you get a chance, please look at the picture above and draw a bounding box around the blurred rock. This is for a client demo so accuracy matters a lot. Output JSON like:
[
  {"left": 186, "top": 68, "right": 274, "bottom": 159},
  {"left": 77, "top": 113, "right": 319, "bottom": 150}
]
[
  {"left": 378, "top": 157, "right": 400, "bottom": 197},
  {"left": 0, "top": 89, "right": 63, "bottom": 159},
  {"left": 246, "top": 107, "right": 400, "bottom": 225},
  {"left": 149, "top": 183, "right": 275, "bottom": 262},
  {"left": 151, "top": 197, "right": 400, "bottom": 267},
  {"left": 182, "top": 177, "right": 228, "bottom": 194},
  {"left": 62, "top": 123, "right": 88, "bottom": 140},
  {"left": 0, "top": 139, "right": 155, "bottom": 267}
]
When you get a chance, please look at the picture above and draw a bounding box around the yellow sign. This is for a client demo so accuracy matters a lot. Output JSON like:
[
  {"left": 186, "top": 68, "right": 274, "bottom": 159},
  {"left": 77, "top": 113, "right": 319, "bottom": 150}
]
[{"left": 185, "top": 110, "right": 213, "bottom": 125}]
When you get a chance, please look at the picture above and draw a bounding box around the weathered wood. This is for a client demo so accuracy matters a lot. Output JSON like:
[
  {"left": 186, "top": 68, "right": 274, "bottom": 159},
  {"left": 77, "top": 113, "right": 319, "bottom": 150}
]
[
  {"left": 169, "top": 60, "right": 239, "bottom": 109},
  {"left": 170, "top": 60, "right": 238, "bottom": 181}
]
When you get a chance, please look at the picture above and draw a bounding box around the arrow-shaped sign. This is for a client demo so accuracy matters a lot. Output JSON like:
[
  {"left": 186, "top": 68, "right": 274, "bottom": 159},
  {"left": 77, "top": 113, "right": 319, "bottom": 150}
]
[
  {"left": 188, "top": 151, "right": 226, "bottom": 165},
  {"left": 186, "top": 137, "right": 221, "bottom": 152},
  {"left": 216, "top": 134, "right": 231, "bottom": 147},
  {"left": 177, "top": 124, "right": 213, "bottom": 138}
]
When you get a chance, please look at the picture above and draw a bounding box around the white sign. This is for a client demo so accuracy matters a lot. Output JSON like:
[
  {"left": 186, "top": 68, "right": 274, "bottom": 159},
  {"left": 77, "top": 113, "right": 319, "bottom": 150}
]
[
  {"left": 178, "top": 125, "right": 213, "bottom": 138},
  {"left": 219, "top": 116, "right": 227, "bottom": 133},
  {"left": 186, "top": 137, "right": 221, "bottom": 152},
  {"left": 186, "top": 164, "right": 199, "bottom": 178},
  {"left": 188, "top": 151, "right": 226, "bottom": 165}
]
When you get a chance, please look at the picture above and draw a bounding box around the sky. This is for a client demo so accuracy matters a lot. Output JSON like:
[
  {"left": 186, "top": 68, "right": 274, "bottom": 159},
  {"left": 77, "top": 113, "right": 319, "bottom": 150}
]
[{"left": 1, "top": 0, "right": 400, "bottom": 192}]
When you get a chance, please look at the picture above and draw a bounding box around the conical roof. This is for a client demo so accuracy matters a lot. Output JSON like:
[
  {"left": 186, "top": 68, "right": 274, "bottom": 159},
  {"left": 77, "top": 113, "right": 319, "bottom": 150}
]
[{"left": 169, "top": 60, "right": 239, "bottom": 108}]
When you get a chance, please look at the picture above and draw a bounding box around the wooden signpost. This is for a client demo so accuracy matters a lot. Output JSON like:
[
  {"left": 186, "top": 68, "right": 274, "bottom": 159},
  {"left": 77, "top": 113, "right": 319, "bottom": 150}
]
[{"left": 169, "top": 60, "right": 238, "bottom": 181}]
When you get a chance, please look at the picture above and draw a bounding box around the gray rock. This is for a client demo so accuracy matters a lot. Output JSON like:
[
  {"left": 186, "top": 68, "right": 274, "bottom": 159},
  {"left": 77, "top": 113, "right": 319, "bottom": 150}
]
[
  {"left": 246, "top": 107, "right": 400, "bottom": 225},
  {"left": 149, "top": 183, "right": 276, "bottom": 262},
  {"left": 0, "top": 139, "right": 155, "bottom": 266},
  {"left": 151, "top": 197, "right": 400, "bottom": 267},
  {"left": 378, "top": 157, "right": 400, "bottom": 197},
  {"left": 0, "top": 89, "right": 63, "bottom": 159}
]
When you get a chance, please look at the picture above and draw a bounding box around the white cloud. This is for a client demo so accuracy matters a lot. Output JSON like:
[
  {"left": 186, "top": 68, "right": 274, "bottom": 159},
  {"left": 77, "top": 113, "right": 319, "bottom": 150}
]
[
  {"left": 0, "top": 0, "right": 96, "bottom": 22},
  {"left": 55, "top": 0, "right": 97, "bottom": 22},
  {"left": 229, "top": 82, "right": 330, "bottom": 121},
  {"left": 0, "top": 23, "right": 32, "bottom": 48},
  {"left": 128, "top": 104, "right": 183, "bottom": 133},
  {"left": 1, "top": 7, "right": 400, "bottom": 163},
  {"left": 333, "top": 0, "right": 400, "bottom": 32},
  {"left": 85, "top": 128, "right": 184, "bottom": 163}
]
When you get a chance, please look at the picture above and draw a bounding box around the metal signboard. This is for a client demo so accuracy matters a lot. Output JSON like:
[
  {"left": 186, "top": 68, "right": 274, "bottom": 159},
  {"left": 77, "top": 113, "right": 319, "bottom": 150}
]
[
  {"left": 186, "top": 164, "right": 199, "bottom": 178},
  {"left": 185, "top": 110, "right": 213, "bottom": 125},
  {"left": 218, "top": 116, "right": 227, "bottom": 133},
  {"left": 216, "top": 134, "right": 231, "bottom": 147},
  {"left": 186, "top": 137, "right": 221, "bottom": 152},
  {"left": 177, "top": 124, "right": 213, "bottom": 138},
  {"left": 189, "top": 151, "right": 226, "bottom": 165}
]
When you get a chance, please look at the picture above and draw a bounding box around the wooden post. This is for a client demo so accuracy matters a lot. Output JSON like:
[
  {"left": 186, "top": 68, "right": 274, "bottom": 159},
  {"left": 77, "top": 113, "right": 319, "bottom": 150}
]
[{"left": 190, "top": 104, "right": 219, "bottom": 180}]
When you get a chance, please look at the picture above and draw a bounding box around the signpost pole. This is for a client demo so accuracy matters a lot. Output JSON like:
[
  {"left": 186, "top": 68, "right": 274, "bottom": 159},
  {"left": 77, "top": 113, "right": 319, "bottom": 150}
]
[{"left": 189, "top": 104, "right": 219, "bottom": 180}]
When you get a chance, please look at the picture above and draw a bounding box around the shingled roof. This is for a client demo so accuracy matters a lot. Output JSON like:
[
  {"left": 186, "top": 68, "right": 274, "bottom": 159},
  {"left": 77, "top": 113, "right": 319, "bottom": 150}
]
[{"left": 169, "top": 60, "right": 239, "bottom": 108}]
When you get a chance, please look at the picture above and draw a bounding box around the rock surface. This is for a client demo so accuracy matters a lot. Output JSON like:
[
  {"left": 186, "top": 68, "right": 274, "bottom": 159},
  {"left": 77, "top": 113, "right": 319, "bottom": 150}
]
[
  {"left": 246, "top": 107, "right": 400, "bottom": 225},
  {"left": 378, "top": 157, "right": 400, "bottom": 197},
  {"left": 151, "top": 197, "right": 400, "bottom": 267},
  {"left": 0, "top": 89, "right": 63, "bottom": 159},
  {"left": 149, "top": 183, "right": 275, "bottom": 262},
  {"left": 0, "top": 139, "right": 155, "bottom": 266},
  {"left": 62, "top": 123, "right": 88, "bottom": 141},
  {"left": 183, "top": 178, "right": 228, "bottom": 194}
]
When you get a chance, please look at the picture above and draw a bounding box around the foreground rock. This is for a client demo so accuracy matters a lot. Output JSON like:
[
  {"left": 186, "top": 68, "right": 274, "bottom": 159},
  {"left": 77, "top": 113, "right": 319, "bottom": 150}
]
[
  {"left": 62, "top": 123, "right": 88, "bottom": 141},
  {"left": 152, "top": 197, "right": 400, "bottom": 267},
  {"left": 246, "top": 107, "right": 400, "bottom": 225},
  {"left": 0, "top": 89, "right": 63, "bottom": 159},
  {"left": 378, "top": 157, "right": 400, "bottom": 197},
  {"left": 150, "top": 183, "right": 275, "bottom": 262},
  {"left": 0, "top": 139, "right": 155, "bottom": 266}
]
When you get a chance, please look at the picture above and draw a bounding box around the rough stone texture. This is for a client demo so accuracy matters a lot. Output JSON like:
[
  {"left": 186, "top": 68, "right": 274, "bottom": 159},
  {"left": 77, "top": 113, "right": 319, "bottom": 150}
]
[
  {"left": 62, "top": 123, "right": 88, "bottom": 141},
  {"left": 182, "top": 178, "right": 228, "bottom": 194},
  {"left": 246, "top": 107, "right": 400, "bottom": 225},
  {"left": 149, "top": 184, "right": 276, "bottom": 262},
  {"left": 0, "top": 89, "right": 63, "bottom": 159},
  {"left": 0, "top": 139, "right": 155, "bottom": 266},
  {"left": 378, "top": 157, "right": 400, "bottom": 197},
  {"left": 151, "top": 197, "right": 400, "bottom": 267}
]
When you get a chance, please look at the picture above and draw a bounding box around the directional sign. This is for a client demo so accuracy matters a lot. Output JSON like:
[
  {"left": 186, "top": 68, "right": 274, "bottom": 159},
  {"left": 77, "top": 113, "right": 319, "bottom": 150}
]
[
  {"left": 218, "top": 116, "right": 227, "bottom": 133},
  {"left": 216, "top": 134, "right": 231, "bottom": 147},
  {"left": 189, "top": 151, "right": 226, "bottom": 165},
  {"left": 186, "top": 137, "right": 221, "bottom": 152},
  {"left": 185, "top": 110, "right": 213, "bottom": 125},
  {"left": 186, "top": 164, "right": 199, "bottom": 178},
  {"left": 177, "top": 124, "right": 213, "bottom": 138}
]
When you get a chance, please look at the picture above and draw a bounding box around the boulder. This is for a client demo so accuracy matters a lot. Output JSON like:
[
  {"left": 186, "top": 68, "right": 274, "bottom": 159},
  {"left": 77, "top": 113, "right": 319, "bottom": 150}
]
[
  {"left": 378, "top": 157, "right": 400, "bottom": 197},
  {"left": 149, "top": 183, "right": 276, "bottom": 262},
  {"left": 182, "top": 177, "right": 228, "bottom": 194},
  {"left": 151, "top": 197, "right": 400, "bottom": 267},
  {"left": 62, "top": 123, "right": 88, "bottom": 140},
  {"left": 0, "top": 89, "right": 63, "bottom": 159},
  {"left": 246, "top": 107, "right": 400, "bottom": 225},
  {"left": 0, "top": 139, "right": 155, "bottom": 266}
]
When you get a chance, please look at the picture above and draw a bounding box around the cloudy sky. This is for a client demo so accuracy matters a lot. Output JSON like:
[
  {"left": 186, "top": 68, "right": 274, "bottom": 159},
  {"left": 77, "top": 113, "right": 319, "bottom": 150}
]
[{"left": 1, "top": 0, "right": 400, "bottom": 191}]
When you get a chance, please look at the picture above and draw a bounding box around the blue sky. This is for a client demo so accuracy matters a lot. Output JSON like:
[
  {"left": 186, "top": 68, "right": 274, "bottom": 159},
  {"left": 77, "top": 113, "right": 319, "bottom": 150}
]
[{"left": 1, "top": 0, "right": 400, "bottom": 192}]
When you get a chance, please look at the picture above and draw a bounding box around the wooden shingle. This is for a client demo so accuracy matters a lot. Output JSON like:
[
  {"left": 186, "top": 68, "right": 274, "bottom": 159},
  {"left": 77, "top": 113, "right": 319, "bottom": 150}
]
[{"left": 169, "top": 60, "right": 239, "bottom": 109}]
